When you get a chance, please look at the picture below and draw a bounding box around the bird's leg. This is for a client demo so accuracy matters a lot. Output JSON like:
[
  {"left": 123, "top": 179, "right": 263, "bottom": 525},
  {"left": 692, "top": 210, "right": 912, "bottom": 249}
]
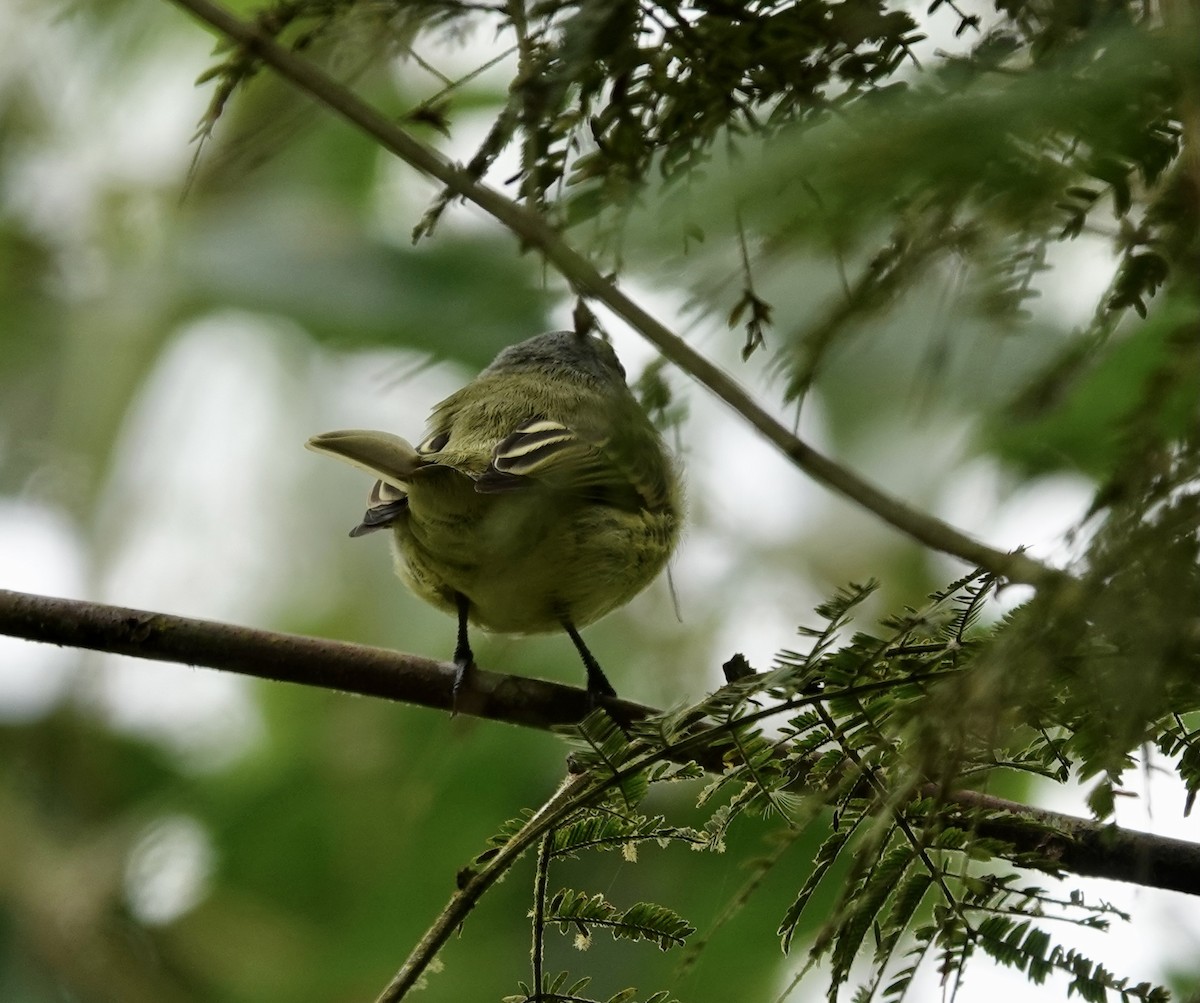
[
  {"left": 453, "top": 593, "right": 475, "bottom": 702},
  {"left": 561, "top": 619, "right": 616, "bottom": 700}
]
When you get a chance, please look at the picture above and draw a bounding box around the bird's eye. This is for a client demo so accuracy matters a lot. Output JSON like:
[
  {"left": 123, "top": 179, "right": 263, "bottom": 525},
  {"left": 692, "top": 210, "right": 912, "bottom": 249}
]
[{"left": 419, "top": 431, "right": 450, "bottom": 453}]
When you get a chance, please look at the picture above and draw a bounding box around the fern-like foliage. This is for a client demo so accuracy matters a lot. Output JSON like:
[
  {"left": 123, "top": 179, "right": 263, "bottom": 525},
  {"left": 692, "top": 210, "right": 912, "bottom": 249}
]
[
  {"left": 504, "top": 971, "right": 683, "bottom": 1003},
  {"left": 544, "top": 889, "right": 694, "bottom": 951},
  {"left": 549, "top": 813, "right": 705, "bottom": 862},
  {"left": 486, "top": 556, "right": 1195, "bottom": 1001}
]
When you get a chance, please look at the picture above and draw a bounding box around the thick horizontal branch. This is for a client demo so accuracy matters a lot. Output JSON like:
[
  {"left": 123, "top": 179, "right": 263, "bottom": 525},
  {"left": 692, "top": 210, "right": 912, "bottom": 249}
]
[
  {"left": 162, "top": 0, "right": 1058, "bottom": 590},
  {"left": 3, "top": 587, "right": 1200, "bottom": 898},
  {"left": 0, "top": 588, "right": 644, "bottom": 730},
  {"left": 940, "top": 787, "right": 1200, "bottom": 893}
]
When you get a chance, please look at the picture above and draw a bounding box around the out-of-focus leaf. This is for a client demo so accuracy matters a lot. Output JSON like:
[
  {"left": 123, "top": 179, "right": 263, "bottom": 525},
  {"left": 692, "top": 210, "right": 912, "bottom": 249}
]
[
  {"left": 178, "top": 191, "right": 552, "bottom": 367},
  {"left": 986, "top": 297, "right": 1200, "bottom": 478}
]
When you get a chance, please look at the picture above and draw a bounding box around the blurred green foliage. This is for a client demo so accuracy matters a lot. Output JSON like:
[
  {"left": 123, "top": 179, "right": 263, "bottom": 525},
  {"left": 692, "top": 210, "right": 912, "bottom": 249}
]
[{"left": 1, "top": 0, "right": 1199, "bottom": 1001}]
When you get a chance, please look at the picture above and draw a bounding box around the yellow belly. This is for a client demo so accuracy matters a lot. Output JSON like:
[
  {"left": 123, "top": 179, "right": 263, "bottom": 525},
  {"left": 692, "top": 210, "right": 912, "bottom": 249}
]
[{"left": 390, "top": 470, "right": 676, "bottom": 634}]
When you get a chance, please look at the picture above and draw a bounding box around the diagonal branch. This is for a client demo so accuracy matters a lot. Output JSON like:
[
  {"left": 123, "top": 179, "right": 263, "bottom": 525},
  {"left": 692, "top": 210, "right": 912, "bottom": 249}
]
[
  {"left": 4, "top": 587, "right": 1200, "bottom": 901},
  {"left": 162, "top": 0, "right": 1059, "bottom": 589},
  {"left": 374, "top": 772, "right": 592, "bottom": 1003}
]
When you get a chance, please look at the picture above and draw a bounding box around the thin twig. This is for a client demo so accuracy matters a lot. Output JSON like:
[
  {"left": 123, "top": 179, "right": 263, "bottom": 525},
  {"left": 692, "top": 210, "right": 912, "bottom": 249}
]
[
  {"left": 373, "top": 773, "right": 590, "bottom": 1003},
  {"left": 531, "top": 831, "right": 554, "bottom": 1002},
  {"left": 162, "top": 0, "right": 1061, "bottom": 589}
]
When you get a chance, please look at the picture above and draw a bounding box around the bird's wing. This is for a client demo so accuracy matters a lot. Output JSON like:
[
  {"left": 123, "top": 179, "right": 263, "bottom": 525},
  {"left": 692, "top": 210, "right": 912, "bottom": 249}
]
[{"left": 475, "top": 416, "right": 667, "bottom": 511}]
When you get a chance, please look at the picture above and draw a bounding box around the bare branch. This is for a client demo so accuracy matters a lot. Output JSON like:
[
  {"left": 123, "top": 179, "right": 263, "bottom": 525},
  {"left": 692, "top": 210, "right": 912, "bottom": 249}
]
[
  {"left": 0, "top": 587, "right": 640, "bottom": 730},
  {"left": 162, "top": 0, "right": 1060, "bottom": 588}
]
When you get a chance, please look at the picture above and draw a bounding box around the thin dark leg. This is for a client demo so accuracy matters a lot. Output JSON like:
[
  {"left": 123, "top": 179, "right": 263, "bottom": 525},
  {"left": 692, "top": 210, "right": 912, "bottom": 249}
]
[
  {"left": 561, "top": 619, "right": 616, "bottom": 699},
  {"left": 453, "top": 593, "right": 474, "bottom": 699}
]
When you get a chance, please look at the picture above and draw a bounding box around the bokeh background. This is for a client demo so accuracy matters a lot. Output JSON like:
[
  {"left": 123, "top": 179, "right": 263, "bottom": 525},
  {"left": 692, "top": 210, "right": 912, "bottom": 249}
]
[{"left": 1, "top": 1, "right": 1198, "bottom": 1001}]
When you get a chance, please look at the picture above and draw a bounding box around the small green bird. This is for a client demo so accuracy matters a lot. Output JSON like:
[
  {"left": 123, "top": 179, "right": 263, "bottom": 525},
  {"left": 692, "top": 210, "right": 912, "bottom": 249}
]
[{"left": 307, "top": 330, "right": 681, "bottom": 699}]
